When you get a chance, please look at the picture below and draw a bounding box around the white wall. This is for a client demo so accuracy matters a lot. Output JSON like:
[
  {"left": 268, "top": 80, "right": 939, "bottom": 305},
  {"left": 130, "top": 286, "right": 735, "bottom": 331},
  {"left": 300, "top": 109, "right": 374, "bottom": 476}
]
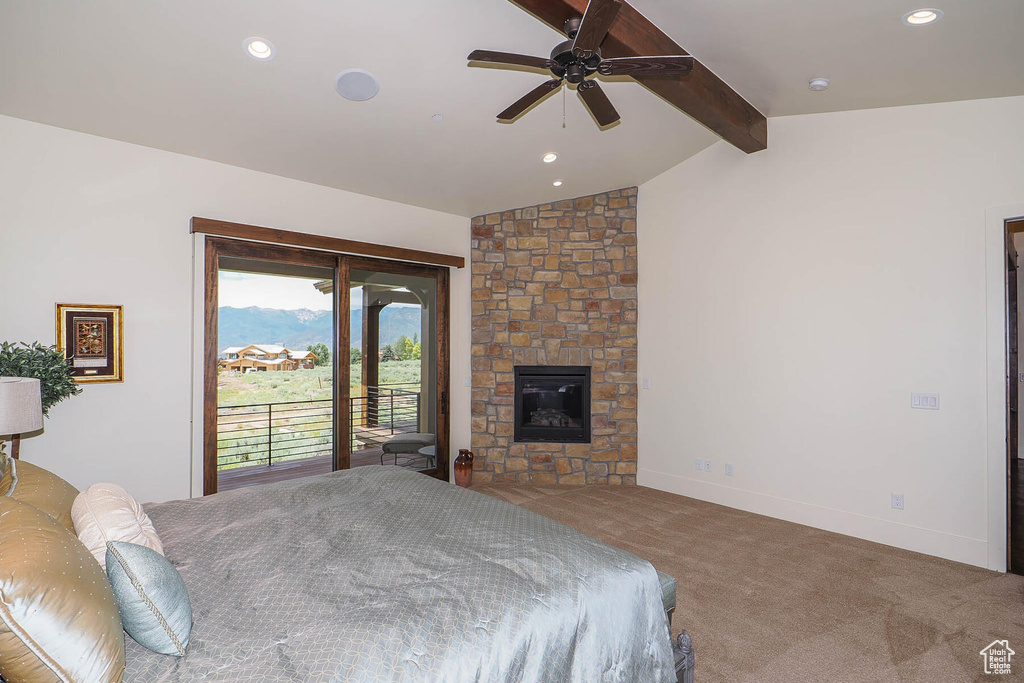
[
  {"left": 638, "top": 95, "right": 1024, "bottom": 569},
  {"left": 0, "top": 115, "right": 471, "bottom": 504}
]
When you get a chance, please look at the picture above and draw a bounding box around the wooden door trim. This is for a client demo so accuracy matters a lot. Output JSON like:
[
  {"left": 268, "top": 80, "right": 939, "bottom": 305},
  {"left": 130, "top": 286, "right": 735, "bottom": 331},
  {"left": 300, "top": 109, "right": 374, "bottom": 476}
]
[
  {"left": 191, "top": 217, "right": 465, "bottom": 269},
  {"left": 203, "top": 240, "right": 219, "bottom": 496},
  {"left": 336, "top": 256, "right": 352, "bottom": 472}
]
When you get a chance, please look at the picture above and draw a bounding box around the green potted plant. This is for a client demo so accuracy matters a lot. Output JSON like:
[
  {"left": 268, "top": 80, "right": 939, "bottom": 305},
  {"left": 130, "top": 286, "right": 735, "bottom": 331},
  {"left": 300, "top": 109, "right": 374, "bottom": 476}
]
[{"left": 0, "top": 342, "right": 82, "bottom": 459}]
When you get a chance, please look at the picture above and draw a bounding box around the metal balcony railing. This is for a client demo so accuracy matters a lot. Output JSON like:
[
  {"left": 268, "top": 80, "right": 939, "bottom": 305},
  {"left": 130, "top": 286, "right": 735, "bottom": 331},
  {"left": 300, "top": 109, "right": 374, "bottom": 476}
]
[
  {"left": 350, "top": 386, "right": 421, "bottom": 451},
  {"left": 216, "top": 384, "right": 422, "bottom": 471},
  {"left": 217, "top": 399, "right": 333, "bottom": 470}
]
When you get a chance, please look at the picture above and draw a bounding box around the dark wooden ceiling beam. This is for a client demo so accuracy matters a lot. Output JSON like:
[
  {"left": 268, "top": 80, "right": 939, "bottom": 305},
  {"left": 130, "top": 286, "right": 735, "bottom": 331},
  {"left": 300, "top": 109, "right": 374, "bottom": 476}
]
[{"left": 509, "top": 0, "right": 768, "bottom": 153}]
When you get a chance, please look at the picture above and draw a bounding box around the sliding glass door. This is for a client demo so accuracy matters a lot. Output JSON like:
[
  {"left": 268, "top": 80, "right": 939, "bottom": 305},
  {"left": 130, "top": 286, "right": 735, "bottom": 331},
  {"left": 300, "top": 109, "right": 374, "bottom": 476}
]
[
  {"left": 338, "top": 256, "right": 449, "bottom": 478},
  {"left": 203, "top": 239, "right": 450, "bottom": 494},
  {"left": 203, "top": 239, "right": 337, "bottom": 494}
]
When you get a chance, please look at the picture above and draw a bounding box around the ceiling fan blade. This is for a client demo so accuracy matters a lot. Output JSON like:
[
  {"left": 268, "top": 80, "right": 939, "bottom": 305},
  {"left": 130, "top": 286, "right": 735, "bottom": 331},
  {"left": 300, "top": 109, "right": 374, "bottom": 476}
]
[
  {"left": 468, "top": 50, "right": 552, "bottom": 71},
  {"left": 598, "top": 55, "right": 694, "bottom": 77},
  {"left": 572, "top": 0, "right": 622, "bottom": 58},
  {"left": 497, "top": 79, "right": 563, "bottom": 121},
  {"left": 577, "top": 81, "right": 620, "bottom": 127}
]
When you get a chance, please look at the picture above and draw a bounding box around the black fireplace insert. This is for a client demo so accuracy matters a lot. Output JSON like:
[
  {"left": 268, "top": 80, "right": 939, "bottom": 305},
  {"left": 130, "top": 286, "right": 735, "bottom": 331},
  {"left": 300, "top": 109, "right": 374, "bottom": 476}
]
[{"left": 514, "top": 366, "right": 591, "bottom": 443}]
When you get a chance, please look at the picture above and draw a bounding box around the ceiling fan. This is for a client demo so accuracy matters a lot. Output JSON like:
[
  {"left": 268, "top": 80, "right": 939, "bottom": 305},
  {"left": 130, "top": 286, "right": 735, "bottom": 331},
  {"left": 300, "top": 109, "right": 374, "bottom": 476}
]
[{"left": 468, "top": 0, "right": 694, "bottom": 128}]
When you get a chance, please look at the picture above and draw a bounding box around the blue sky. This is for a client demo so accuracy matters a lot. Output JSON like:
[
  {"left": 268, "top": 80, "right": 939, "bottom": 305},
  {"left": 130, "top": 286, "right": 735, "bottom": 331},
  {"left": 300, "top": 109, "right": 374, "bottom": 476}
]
[{"left": 218, "top": 271, "right": 344, "bottom": 311}]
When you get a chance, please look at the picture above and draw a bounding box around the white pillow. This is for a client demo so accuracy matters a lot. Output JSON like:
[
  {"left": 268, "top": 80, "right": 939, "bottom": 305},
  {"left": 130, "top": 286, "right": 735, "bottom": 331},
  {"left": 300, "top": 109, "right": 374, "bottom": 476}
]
[{"left": 72, "top": 483, "right": 164, "bottom": 570}]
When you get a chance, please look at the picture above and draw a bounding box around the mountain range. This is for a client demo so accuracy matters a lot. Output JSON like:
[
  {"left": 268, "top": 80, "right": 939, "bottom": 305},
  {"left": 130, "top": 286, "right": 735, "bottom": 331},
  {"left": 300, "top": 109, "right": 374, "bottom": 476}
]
[{"left": 218, "top": 306, "right": 422, "bottom": 351}]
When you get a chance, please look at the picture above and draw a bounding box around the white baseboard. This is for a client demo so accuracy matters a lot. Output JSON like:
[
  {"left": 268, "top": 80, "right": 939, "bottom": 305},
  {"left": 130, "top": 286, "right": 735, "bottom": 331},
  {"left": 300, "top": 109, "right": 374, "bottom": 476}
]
[{"left": 638, "top": 467, "right": 991, "bottom": 569}]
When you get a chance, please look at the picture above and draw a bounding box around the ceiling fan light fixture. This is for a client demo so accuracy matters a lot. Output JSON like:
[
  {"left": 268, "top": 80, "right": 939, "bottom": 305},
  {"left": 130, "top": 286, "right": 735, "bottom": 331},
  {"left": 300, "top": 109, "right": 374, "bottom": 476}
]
[
  {"left": 244, "top": 37, "right": 276, "bottom": 61},
  {"left": 902, "top": 8, "right": 943, "bottom": 25},
  {"left": 553, "top": 179, "right": 563, "bottom": 187},
  {"left": 335, "top": 69, "right": 380, "bottom": 102},
  {"left": 808, "top": 78, "right": 830, "bottom": 92},
  {"left": 542, "top": 152, "right": 558, "bottom": 163}
]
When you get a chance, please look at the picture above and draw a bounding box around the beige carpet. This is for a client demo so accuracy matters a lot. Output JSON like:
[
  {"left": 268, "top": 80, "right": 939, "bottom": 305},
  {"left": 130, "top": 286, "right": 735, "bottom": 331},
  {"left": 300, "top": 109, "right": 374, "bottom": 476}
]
[{"left": 473, "top": 483, "right": 1024, "bottom": 683}]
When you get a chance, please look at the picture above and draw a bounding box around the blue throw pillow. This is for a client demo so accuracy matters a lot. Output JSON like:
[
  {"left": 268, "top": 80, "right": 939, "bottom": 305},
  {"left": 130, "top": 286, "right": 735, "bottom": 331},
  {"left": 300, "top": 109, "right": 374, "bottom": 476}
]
[{"left": 105, "top": 540, "right": 192, "bottom": 656}]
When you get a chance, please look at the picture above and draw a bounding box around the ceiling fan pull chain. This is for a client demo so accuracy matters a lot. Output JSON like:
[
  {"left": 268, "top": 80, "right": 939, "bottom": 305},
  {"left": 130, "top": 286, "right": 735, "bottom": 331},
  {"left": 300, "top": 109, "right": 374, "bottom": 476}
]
[{"left": 562, "top": 86, "right": 567, "bottom": 128}]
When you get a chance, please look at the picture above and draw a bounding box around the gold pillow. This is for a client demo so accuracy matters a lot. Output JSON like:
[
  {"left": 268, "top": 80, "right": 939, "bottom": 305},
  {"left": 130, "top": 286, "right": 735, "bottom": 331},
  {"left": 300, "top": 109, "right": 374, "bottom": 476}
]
[
  {"left": 0, "top": 452, "right": 12, "bottom": 497},
  {"left": 8, "top": 460, "right": 79, "bottom": 532},
  {"left": 0, "top": 497, "right": 126, "bottom": 683}
]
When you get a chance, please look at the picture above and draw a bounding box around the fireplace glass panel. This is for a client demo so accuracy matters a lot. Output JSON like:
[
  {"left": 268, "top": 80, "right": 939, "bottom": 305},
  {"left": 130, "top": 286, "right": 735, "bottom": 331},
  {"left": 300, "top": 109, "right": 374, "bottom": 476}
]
[
  {"left": 514, "top": 366, "right": 590, "bottom": 443},
  {"left": 522, "top": 378, "right": 585, "bottom": 428}
]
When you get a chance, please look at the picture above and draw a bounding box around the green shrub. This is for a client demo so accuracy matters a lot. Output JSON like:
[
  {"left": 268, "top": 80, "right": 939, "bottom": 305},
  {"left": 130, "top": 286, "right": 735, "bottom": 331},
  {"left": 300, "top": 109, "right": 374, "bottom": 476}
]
[{"left": 0, "top": 341, "right": 82, "bottom": 416}]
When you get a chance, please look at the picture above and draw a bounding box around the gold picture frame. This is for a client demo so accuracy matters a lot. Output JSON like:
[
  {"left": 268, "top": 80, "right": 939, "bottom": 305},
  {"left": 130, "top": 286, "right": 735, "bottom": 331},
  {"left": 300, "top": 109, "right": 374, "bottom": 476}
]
[{"left": 56, "top": 304, "right": 124, "bottom": 383}]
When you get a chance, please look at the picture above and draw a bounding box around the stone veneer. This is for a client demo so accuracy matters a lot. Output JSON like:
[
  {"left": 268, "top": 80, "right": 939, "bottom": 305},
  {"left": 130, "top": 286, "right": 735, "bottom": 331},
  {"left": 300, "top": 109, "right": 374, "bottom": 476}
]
[{"left": 470, "top": 187, "right": 638, "bottom": 485}]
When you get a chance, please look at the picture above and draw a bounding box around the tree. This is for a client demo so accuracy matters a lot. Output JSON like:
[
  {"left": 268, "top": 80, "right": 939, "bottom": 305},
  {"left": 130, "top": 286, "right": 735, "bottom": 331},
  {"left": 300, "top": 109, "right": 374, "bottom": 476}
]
[
  {"left": 349, "top": 347, "right": 362, "bottom": 363},
  {"left": 380, "top": 345, "right": 398, "bottom": 363},
  {"left": 409, "top": 333, "right": 422, "bottom": 360},
  {"left": 306, "top": 343, "right": 330, "bottom": 367},
  {"left": 394, "top": 335, "right": 411, "bottom": 360}
]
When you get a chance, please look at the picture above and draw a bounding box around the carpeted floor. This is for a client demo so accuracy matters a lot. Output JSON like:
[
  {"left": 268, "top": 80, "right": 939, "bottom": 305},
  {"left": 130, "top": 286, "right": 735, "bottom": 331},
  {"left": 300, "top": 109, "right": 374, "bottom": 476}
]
[{"left": 473, "top": 483, "right": 1024, "bottom": 683}]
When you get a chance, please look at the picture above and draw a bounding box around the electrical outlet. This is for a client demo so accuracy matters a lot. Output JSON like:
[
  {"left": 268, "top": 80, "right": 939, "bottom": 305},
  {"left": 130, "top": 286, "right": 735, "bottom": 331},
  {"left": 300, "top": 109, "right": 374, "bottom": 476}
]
[
  {"left": 891, "top": 493, "right": 905, "bottom": 510},
  {"left": 725, "top": 463, "right": 734, "bottom": 477},
  {"left": 704, "top": 459, "right": 712, "bottom": 473},
  {"left": 463, "top": 376, "right": 472, "bottom": 387},
  {"left": 911, "top": 393, "right": 939, "bottom": 410},
  {"left": 695, "top": 458, "right": 703, "bottom": 472}
]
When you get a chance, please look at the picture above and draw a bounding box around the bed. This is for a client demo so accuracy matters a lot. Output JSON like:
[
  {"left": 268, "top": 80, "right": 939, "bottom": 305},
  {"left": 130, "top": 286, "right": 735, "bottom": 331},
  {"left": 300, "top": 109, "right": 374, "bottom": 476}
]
[
  {"left": 1, "top": 461, "right": 680, "bottom": 682},
  {"left": 123, "top": 466, "right": 677, "bottom": 682}
]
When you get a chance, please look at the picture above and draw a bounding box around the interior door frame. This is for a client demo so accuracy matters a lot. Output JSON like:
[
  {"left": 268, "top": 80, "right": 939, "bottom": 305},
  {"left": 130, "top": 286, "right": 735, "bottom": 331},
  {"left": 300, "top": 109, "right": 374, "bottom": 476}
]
[
  {"left": 338, "top": 255, "right": 451, "bottom": 480},
  {"left": 1005, "top": 220, "right": 1024, "bottom": 573},
  {"left": 202, "top": 237, "right": 338, "bottom": 495}
]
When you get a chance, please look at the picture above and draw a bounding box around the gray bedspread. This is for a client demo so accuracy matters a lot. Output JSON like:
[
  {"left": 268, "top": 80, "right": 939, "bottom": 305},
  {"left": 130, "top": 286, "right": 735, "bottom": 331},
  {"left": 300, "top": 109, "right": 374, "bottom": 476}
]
[{"left": 125, "top": 467, "right": 675, "bottom": 682}]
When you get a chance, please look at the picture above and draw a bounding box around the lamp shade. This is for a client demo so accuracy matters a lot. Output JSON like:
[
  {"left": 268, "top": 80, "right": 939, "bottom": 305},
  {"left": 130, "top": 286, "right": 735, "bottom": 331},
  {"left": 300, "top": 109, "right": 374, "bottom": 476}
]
[{"left": 0, "top": 377, "right": 44, "bottom": 435}]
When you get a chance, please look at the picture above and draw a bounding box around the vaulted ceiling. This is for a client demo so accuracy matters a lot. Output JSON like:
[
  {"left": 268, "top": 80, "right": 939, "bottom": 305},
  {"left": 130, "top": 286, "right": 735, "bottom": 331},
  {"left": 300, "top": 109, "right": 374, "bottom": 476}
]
[{"left": 2, "top": 0, "right": 1022, "bottom": 216}]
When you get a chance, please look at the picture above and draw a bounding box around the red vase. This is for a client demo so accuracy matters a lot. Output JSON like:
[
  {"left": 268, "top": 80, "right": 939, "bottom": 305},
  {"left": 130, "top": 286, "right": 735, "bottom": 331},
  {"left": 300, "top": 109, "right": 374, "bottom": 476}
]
[{"left": 454, "top": 449, "right": 474, "bottom": 488}]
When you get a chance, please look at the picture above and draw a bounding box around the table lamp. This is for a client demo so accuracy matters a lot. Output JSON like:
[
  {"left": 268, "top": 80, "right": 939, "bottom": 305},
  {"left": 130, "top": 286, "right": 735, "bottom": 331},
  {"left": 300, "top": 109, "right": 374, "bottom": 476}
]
[{"left": 0, "top": 377, "right": 44, "bottom": 460}]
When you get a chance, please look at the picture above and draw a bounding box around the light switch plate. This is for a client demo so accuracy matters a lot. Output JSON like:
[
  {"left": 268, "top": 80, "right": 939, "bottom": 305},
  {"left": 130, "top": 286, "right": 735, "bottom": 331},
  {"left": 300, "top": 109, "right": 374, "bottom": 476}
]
[
  {"left": 695, "top": 458, "right": 703, "bottom": 472},
  {"left": 725, "top": 463, "right": 734, "bottom": 477},
  {"left": 911, "top": 393, "right": 939, "bottom": 410},
  {"left": 643, "top": 378, "right": 651, "bottom": 390}
]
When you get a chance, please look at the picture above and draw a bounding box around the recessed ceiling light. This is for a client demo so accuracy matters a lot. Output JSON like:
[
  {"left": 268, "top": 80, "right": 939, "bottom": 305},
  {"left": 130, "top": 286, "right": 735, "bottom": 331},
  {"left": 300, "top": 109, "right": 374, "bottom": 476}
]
[
  {"left": 553, "top": 179, "right": 563, "bottom": 187},
  {"left": 902, "top": 8, "right": 943, "bottom": 25},
  {"left": 808, "top": 78, "right": 830, "bottom": 92},
  {"left": 244, "top": 37, "right": 276, "bottom": 61},
  {"left": 431, "top": 114, "right": 444, "bottom": 123},
  {"left": 335, "top": 69, "right": 380, "bottom": 102},
  {"left": 542, "top": 152, "right": 558, "bottom": 163}
]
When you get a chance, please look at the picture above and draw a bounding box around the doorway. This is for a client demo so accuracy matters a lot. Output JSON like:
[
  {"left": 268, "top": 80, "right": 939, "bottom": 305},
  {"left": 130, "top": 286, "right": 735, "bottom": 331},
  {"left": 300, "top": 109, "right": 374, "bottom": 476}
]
[
  {"left": 202, "top": 238, "right": 450, "bottom": 495},
  {"left": 1005, "top": 219, "right": 1024, "bottom": 575}
]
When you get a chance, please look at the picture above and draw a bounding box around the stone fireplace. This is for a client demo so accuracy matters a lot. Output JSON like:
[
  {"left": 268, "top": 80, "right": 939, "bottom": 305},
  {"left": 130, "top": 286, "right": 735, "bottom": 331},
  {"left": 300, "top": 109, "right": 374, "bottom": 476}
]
[{"left": 470, "top": 187, "right": 638, "bottom": 484}]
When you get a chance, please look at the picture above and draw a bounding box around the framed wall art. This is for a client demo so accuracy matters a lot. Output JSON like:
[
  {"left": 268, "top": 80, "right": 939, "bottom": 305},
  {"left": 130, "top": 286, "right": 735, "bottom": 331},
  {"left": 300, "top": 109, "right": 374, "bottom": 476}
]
[{"left": 55, "top": 304, "right": 123, "bottom": 383}]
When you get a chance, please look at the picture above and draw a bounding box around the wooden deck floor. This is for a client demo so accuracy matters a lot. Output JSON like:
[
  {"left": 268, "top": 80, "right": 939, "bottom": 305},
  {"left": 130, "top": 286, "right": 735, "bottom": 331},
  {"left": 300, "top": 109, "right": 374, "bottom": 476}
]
[{"left": 217, "top": 447, "right": 434, "bottom": 492}]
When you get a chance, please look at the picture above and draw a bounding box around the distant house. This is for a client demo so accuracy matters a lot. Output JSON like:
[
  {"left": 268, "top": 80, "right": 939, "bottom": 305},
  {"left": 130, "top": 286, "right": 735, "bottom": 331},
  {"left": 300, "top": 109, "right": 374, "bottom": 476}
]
[{"left": 219, "top": 344, "right": 317, "bottom": 372}]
